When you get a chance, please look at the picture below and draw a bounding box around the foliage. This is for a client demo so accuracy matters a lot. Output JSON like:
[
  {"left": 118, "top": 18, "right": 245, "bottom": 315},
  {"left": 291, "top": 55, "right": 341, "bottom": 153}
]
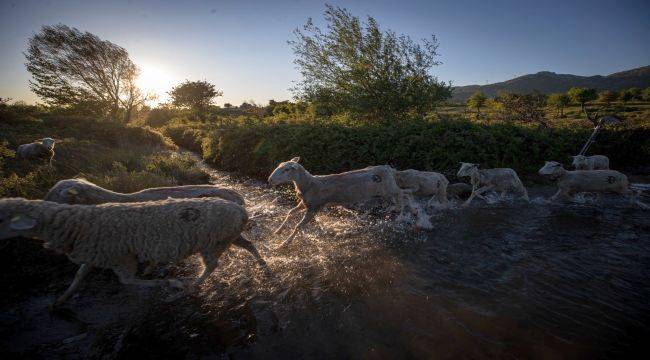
[
  {"left": 0, "top": 105, "right": 208, "bottom": 199},
  {"left": 25, "top": 24, "right": 146, "bottom": 122},
  {"left": 492, "top": 92, "right": 548, "bottom": 128},
  {"left": 567, "top": 87, "right": 597, "bottom": 106},
  {"left": 144, "top": 107, "right": 176, "bottom": 128},
  {"left": 289, "top": 5, "right": 451, "bottom": 122},
  {"left": 467, "top": 91, "right": 487, "bottom": 117},
  {"left": 169, "top": 80, "right": 222, "bottom": 120},
  {"left": 597, "top": 90, "right": 618, "bottom": 106},
  {"left": 547, "top": 93, "right": 571, "bottom": 117},
  {"left": 166, "top": 118, "right": 650, "bottom": 181}
]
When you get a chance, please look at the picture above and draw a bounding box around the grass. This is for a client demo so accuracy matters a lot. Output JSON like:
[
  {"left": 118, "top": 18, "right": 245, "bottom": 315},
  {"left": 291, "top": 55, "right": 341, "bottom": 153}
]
[
  {"left": 0, "top": 108, "right": 209, "bottom": 199},
  {"left": 441, "top": 101, "right": 650, "bottom": 129}
]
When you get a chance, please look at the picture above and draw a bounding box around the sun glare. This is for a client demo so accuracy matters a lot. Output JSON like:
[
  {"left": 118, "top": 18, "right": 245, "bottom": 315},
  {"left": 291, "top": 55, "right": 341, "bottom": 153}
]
[{"left": 136, "top": 63, "right": 177, "bottom": 104}]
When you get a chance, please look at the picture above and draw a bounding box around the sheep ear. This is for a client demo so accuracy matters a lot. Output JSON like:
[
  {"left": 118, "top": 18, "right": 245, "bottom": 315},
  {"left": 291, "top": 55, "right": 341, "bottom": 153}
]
[
  {"left": 10, "top": 215, "right": 37, "bottom": 230},
  {"left": 290, "top": 156, "right": 300, "bottom": 163}
]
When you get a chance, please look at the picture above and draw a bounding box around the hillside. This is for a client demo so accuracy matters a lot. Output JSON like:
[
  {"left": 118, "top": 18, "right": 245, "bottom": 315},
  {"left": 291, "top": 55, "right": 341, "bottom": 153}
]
[{"left": 452, "top": 65, "right": 650, "bottom": 101}]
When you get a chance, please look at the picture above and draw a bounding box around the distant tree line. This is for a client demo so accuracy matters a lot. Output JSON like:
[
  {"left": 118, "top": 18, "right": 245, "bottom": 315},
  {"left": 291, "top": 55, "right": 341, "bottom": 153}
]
[{"left": 466, "top": 86, "right": 650, "bottom": 127}]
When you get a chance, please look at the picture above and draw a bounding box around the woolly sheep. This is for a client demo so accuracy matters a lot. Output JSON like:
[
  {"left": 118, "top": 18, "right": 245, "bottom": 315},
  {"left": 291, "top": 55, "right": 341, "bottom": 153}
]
[
  {"left": 16, "top": 137, "right": 56, "bottom": 165},
  {"left": 395, "top": 169, "right": 449, "bottom": 207},
  {"left": 538, "top": 161, "right": 645, "bottom": 208},
  {"left": 45, "top": 178, "right": 245, "bottom": 206},
  {"left": 0, "top": 197, "right": 267, "bottom": 306},
  {"left": 268, "top": 157, "right": 414, "bottom": 247},
  {"left": 43, "top": 178, "right": 247, "bottom": 305},
  {"left": 571, "top": 155, "right": 609, "bottom": 170},
  {"left": 457, "top": 162, "right": 529, "bottom": 206}
]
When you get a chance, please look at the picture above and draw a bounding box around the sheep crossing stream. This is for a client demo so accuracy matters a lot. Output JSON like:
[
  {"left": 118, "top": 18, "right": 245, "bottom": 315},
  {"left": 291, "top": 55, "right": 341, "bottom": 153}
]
[
  {"left": 2, "top": 152, "right": 649, "bottom": 358},
  {"left": 184, "top": 153, "right": 650, "bottom": 358}
]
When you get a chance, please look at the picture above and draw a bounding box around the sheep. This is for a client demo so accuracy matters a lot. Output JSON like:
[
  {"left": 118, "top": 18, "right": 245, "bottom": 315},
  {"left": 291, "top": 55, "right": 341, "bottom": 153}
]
[
  {"left": 571, "top": 155, "right": 609, "bottom": 170},
  {"left": 395, "top": 169, "right": 449, "bottom": 207},
  {"left": 456, "top": 162, "right": 529, "bottom": 206},
  {"left": 538, "top": 161, "right": 646, "bottom": 208},
  {"left": 0, "top": 197, "right": 267, "bottom": 306},
  {"left": 45, "top": 178, "right": 245, "bottom": 206},
  {"left": 42, "top": 178, "right": 247, "bottom": 305},
  {"left": 268, "top": 157, "right": 414, "bottom": 247},
  {"left": 16, "top": 137, "right": 56, "bottom": 165}
]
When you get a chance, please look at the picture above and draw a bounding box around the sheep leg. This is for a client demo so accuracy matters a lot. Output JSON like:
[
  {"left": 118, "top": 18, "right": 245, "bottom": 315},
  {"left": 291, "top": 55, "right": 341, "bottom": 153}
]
[
  {"left": 279, "top": 208, "right": 318, "bottom": 248},
  {"left": 114, "top": 257, "right": 184, "bottom": 289},
  {"left": 274, "top": 202, "right": 305, "bottom": 234},
  {"left": 52, "top": 264, "right": 93, "bottom": 307},
  {"left": 463, "top": 185, "right": 492, "bottom": 207},
  {"left": 233, "top": 235, "right": 268, "bottom": 268},
  {"left": 548, "top": 188, "right": 567, "bottom": 202}
]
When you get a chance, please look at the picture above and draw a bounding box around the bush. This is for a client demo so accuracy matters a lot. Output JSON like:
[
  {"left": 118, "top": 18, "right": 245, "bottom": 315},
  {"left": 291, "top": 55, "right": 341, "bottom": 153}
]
[
  {"left": 144, "top": 108, "right": 175, "bottom": 128},
  {"left": 0, "top": 109, "right": 207, "bottom": 199},
  {"left": 193, "top": 119, "right": 649, "bottom": 180}
]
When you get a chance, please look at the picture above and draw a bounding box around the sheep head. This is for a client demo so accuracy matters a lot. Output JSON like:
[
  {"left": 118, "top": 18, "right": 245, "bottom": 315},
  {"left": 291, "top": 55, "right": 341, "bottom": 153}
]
[
  {"left": 571, "top": 155, "right": 588, "bottom": 170},
  {"left": 268, "top": 157, "right": 302, "bottom": 186},
  {"left": 538, "top": 161, "right": 564, "bottom": 177},
  {"left": 41, "top": 137, "right": 56, "bottom": 150},
  {"left": 0, "top": 198, "right": 39, "bottom": 240},
  {"left": 457, "top": 162, "right": 478, "bottom": 178}
]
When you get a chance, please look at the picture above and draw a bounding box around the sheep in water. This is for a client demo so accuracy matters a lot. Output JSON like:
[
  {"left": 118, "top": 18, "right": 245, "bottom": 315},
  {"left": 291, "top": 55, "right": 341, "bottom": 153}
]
[
  {"left": 571, "top": 155, "right": 609, "bottom": 170},
  {"left": 456, "top": 163, "right": 529, "bottom": 206},
  {"left": 16, "top": 137, "right": 56, "bottom": 165},
  {"left": 268, "top": 157, "right": 417, "bottom": 248},
  {"left": 538, "top": 161, "right": 647, "bottom": 208},
  {"left": 0, "top": 197, "right": 268, "bottom": 306},
  {"left": 43, "top": 178, "right": 248, "bottom": 305},
  {"left": 395, "top": 169, "right": 449, "bottom": 207},
  {"left": 45, "top": 178, "right": 245, "bottom": 206}
]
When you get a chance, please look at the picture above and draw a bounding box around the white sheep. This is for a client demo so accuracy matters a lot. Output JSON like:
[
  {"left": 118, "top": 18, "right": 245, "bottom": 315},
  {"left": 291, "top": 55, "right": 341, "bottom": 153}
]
[
  {"left": 456, "top": 163, "right": 529, "bottom": 206},
  {"left": 0, "top": 197, "right": 267, "bottom": 306},
  {"left": 268, "top": 157, "right": 414, "bottom": 247},
  {"left": 45, "top": 178, "right": 245, "bottom": 206},
  {"left": 395, "top": 169, "right": 449, "bottom": 207},
  {"left": 42, "top": 178, "right": 247, "bottom": 305},
  {"left": 538, "top": 161, "right": 646, "bottom": 208},
  {"left": 571, "top": 155, "right": 609, "bottom": 170},
  {"left": 16, "top": 137, "right": 56, "bottom": 165}
]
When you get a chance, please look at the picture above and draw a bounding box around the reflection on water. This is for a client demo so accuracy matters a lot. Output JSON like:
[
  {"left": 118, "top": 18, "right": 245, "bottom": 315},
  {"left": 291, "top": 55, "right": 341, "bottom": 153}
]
[{"left": 190, "top": 155, "right": 650, "bottom": 358}]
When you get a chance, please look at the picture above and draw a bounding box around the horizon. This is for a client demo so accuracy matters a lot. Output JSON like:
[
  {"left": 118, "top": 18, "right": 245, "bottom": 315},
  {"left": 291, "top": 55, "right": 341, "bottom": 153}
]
[{"left": 1, "top": 0, "right": 649, "bottom": 106}]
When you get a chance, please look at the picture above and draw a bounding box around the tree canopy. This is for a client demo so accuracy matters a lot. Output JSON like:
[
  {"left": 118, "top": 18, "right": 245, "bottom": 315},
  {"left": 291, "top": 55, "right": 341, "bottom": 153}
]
[
  {"left": 169, "top": 80, "right": 222, "bottom": 120},
  {"left": 25, "top": 24, "right": 143, "bottom": 121},
  {"left": 289, "top": 5, "right": 451, "bottom": 122}
]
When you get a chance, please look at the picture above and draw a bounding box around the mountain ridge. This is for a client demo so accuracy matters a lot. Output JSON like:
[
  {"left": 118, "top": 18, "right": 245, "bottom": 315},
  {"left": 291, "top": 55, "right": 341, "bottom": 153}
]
[{"left": 451, "top": 66, "right": 650, "bottom": 101}]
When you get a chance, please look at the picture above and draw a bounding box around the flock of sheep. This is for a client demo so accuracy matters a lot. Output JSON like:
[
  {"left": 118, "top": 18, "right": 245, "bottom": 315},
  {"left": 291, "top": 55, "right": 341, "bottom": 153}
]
[{"left": 0, "top": 138, "right": 647, "bottom": 307}]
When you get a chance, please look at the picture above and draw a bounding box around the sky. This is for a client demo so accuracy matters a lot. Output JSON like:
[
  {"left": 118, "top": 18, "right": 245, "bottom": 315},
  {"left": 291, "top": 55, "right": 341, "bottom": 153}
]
[{"left": 0, "top": 0, "right": 648, "bottom": 106}]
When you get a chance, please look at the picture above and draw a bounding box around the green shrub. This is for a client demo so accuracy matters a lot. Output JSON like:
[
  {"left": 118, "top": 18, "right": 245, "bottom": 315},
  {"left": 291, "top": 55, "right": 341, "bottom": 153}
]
[
  {"left": 192, "top": 118, "right": 649, "bottom": 180},
  {"left": 144, "top": 108, "right": 175, "bottom": 128},
  {"left": 0, "top": 109, "right": 208, "bottom": 199}
]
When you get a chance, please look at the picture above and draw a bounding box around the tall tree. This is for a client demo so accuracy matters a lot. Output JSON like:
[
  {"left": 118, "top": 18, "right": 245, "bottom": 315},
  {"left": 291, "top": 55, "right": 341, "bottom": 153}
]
[
  {"left": 290, "top": 5, "right": 451, "bottom": 122},
  {"left": 547, "top": 93, "right": 571, "bottom": 117},
  {"left": 467, "top": 91, "right": 487, "bottom": 118},
  {"left": 597, "top": 90, "right": 618, "bottom": 107},
  {"left": 25, "top": 24, "right": 141, "bottom": 120},
  {"left": 567, "top": 87, "right": 599, "bottom": 125},
  {"left": 169, "top": 80, "right": 222, "bottom": 121},
  {"left": 619, "top": 89, "right": 634, "bottom": 106}
]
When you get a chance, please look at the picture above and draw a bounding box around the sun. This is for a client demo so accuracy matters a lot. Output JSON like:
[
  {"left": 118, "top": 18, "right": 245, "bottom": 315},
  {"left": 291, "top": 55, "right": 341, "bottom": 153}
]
[{"left": 136, "top": 63, "right": 178, "bottom": 104}]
